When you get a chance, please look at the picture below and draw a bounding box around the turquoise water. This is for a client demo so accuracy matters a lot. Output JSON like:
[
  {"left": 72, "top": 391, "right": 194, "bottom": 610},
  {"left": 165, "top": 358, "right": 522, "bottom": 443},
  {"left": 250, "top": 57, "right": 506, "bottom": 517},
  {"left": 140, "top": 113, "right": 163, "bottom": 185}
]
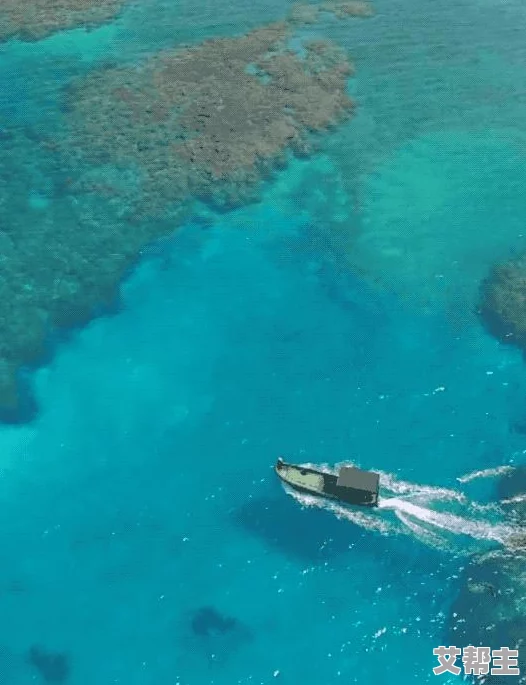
[
  {"left": 1, "top": 205, "right": 524, "bottom": 684},
  {"left": 1, "top": 0, "right": 526, "bottom": 683}
]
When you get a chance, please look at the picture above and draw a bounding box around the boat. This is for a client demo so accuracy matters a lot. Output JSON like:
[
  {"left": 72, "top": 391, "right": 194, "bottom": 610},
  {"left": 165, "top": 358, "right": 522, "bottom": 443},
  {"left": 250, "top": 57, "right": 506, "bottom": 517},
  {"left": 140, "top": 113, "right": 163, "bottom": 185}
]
[{"left": 275, "top": 457, "right": 380, "bottom": 507}]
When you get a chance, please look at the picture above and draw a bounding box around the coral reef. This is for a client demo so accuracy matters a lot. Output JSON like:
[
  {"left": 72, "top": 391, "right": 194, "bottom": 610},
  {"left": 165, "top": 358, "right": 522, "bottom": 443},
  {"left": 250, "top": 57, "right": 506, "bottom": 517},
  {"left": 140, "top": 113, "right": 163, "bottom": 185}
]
[
  {"left": 446, "top": 470, "right": 526, "bottom": 684},
  {"left": 65, "top": 23, "right": 354, "bottom": 215},
  {"left": 0, "top": 14, "right": 361, "bottom": 415},
  {"left": 289, "top": 1, "right": 373, "bottom": 24},
  {"left": 323, "top": 1, "right": 373, "bottom": 18},
  {"left": 448, "top": 549, "right": 526, "bottom": 684},
  {"left": 479, "top": 254, "right": 526, "bottom": 352},
  {"left": 0, "top": 0, "right": 126, "bottom": 42},
  {"left": 0, "top": 126, "right": 192, "bottom": 415},
  {"left": 0, "top": 135, "right": 157, "bottom": 414}
]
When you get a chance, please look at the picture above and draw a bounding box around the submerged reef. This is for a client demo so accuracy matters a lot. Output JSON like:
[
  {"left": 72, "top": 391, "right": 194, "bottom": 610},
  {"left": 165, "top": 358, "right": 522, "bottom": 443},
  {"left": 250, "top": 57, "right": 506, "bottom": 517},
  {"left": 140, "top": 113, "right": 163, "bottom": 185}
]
[
  {"left": 64, "top": 22, "right": 355, "bottom": 215},
  {"left": 181, "top": 605, "right": 252, "bottom": 667},
  {"left": 0, "top": 0, "right": 126, "bottom": 41},
  {"left": 479, "top": 254, "right": 526, "bottom": 352},
  {"left": 447, "top": 469, "right": 526, "bottom": 684},
  {"left": 289, "top": 1, "right": 373, "bottom": 24},
  {"left": 448, "top": 549, "right": 526, "bottom": 684},
  {"left": 190, "top": 606, "right": 240, "bottom": 638},
  {"left": 26, "top": 645, "right": 70, "bottom": 683},
  {"left": 0, "top": 129, "right": 161, "bottom": 416},
  {"left": 0, "top": 16, "right": 363, "bottom": 415},
  {"left": 0, "top": 0, "right": 373, "bottom": 44}
]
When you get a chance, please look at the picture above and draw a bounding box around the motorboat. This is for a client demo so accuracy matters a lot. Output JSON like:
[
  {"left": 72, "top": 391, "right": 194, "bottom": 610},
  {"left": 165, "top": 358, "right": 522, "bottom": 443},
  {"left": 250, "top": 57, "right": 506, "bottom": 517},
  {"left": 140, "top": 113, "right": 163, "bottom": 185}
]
[{"left": 275, "top": 457, "right": 379, "bottom": 507}]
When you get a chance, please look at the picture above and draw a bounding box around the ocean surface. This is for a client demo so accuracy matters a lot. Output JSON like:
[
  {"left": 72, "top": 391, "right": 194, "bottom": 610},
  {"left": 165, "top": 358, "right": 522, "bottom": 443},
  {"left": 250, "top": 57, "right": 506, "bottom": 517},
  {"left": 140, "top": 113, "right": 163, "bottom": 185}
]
[{"left": 0, "top": 0, "right": 525, "bottom": 683}]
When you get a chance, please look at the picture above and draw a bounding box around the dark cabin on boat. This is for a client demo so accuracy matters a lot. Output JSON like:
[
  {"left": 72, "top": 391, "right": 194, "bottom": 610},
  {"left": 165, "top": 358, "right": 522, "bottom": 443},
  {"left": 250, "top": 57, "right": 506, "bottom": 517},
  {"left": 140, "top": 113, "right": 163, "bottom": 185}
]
[{"left": 330, "top": 466, "right": 380, "bottom": 506}]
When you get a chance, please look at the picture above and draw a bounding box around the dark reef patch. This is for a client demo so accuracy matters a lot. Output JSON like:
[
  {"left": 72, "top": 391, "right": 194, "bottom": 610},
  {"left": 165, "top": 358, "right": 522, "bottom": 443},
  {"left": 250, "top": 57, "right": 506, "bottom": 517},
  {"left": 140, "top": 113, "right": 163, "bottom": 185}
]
[
  {"left": 181, "top": 605, "right": 253, "bottom": 667},
  {"left": 64, "top": 23, "right": 356, "bottom": 217},
  {"left": 446, "top": 549, "right": 526, "bottom": 685},
  {"left": 0, "top": 247, "right": 131, "bottom": 424},
  {"left": 26, "top": 646, "right": 70, "bottom": 684},
  {"left": 288, "top": 1, "right": 373, "bottom": 24},
  {"left": 190, "top": 606, "right": 239, "bottom": 638},
  {"left": 478, "top": 254, "right": 526, "bottom": 352},
  {"left": 446, "top": 466, "right": 526, "bottom": 684},
  {"left": 0, "top": 0, "right": 127, "bottom": 42},
  {"left": 0, "top": 8, "right": 371, "bottom": 419},
  {"left": 0, "top": 371, "right": 39, "bottom": 425}
]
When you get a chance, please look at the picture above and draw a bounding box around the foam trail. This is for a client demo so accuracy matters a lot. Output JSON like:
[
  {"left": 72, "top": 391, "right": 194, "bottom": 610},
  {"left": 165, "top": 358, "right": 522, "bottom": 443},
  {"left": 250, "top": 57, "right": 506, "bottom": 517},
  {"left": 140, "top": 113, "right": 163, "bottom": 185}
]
[
  {"left": 395, "top": 510, "right": 452, "bottom": 551},
  {"left": 501, "top": 493, "right": 526, "bottom": 505},
  {"left": 334, "top": 462, "right": 470, "bottom": 504},
  {"left": 380, "top": 498, "right": 515, "bottom": 545},
  {"left": 285, "top": 487, "right": 394, "bottom": 535},
  {"left": 324, "top": 500, "right": 394, "bottom": 535},
  {"left": 377, "top": 471, "right": 467, "bottom": 503},
  {"left": 457, "top": 465, "right": 515, "bottom": 484},
  {"left": 374, "top": 467, "right": 505, "bottom": 516}
]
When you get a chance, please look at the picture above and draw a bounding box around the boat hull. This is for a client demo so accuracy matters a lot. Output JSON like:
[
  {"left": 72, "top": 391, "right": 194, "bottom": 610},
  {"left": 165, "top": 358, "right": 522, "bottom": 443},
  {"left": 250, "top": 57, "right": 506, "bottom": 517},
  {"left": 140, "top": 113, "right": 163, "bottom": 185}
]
[{"left": 275, "top": 459, "right": 379, "bottom": 507}]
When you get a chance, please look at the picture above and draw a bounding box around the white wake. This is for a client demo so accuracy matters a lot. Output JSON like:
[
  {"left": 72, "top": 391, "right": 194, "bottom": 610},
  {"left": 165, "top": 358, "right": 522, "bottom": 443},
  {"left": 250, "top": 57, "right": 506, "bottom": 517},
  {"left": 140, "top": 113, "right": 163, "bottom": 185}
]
[{"left": 283, "top": 462, "right": 524, "bottom": 554}]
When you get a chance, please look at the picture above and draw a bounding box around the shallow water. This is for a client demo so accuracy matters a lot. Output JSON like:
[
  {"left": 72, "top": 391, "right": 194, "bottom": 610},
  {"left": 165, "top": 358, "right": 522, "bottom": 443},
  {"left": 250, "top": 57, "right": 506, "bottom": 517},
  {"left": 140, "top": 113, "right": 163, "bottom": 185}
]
[{"left": 0, "top": 0, "right": 525, "bottom": 683}]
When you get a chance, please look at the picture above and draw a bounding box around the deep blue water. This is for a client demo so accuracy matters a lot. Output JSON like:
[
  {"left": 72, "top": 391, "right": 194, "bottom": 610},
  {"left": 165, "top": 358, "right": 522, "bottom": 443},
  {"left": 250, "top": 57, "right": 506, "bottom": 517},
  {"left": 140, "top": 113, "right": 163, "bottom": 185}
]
[{"left": 0, "top": 0, "right": 526, "bottom": 683}]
